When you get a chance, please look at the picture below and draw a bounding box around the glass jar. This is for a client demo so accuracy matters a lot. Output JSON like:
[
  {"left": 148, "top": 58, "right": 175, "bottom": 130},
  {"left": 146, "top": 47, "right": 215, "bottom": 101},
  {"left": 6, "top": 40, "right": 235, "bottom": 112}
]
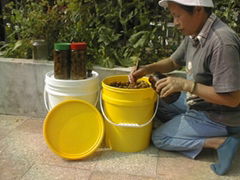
[
  {"left": 53, "top": 43, "right": 71, "bottom": 79},
  {"left": 32, "top": 39, "right": 48, "bottom": 60},
  {"left": 70, "top": 42, "right": 87, "bottom": 80},
  {"left": 148, "top": 72, "right": 181, "bottom": 104}
]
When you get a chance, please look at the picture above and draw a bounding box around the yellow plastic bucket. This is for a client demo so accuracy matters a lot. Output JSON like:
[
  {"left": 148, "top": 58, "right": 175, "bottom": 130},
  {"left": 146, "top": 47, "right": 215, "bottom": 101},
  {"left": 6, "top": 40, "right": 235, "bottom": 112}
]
[
  {"left": 101, "top": 75, "right": 158, "bottom": 152},
  {"left": 102, "top": 75, "right": 157, "bottom": 124}
]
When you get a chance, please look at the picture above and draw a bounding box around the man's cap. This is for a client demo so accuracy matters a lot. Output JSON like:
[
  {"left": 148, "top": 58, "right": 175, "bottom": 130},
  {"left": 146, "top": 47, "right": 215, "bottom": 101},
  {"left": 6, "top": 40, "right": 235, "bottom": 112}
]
[{"left": 158, "top": 0, "right": 214, "bottom": 8}]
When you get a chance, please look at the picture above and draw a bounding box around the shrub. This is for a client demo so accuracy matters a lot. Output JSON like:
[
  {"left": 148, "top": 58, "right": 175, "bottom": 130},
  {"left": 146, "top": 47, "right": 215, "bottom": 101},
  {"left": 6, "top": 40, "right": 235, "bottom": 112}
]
[{"left": 1, "top": 0, "right": 239, "bottom": 68}]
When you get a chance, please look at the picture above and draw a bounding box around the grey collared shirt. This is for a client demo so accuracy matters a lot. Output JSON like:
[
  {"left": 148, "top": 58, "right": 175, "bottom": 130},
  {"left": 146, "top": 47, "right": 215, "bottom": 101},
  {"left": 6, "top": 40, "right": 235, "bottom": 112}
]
[{"left": 170, "top": 14, "right": 240, "bottom": 126}]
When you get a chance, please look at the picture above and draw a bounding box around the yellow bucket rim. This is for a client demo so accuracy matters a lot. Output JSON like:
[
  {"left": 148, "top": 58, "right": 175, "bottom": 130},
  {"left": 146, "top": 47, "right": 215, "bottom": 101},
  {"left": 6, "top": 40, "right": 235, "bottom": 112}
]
[
  {"left": 43, "top": 99, "right": 104, "bottom": 160},
  {"left": 102, "top": 75, "right": 152, "bottom": 92}
]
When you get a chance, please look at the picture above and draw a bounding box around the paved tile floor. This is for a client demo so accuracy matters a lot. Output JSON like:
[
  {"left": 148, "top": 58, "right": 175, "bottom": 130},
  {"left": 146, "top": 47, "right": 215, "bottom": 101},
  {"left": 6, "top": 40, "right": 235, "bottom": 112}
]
[{"left": 0, "top": 114, "right": 239, "bottom": 180}]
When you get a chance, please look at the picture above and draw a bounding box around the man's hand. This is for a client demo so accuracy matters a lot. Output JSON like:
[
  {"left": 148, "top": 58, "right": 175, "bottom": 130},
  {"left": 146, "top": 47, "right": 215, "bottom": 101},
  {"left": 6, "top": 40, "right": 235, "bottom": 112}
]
[
  {"left": 128, "top": 58, "right": 180, "bottom": 84},
  {"left": 128, "top": 66, "right": 149, "bottom": 83},
  {"left": 155, "top": 76, "right": 194, "bottom": 97}
]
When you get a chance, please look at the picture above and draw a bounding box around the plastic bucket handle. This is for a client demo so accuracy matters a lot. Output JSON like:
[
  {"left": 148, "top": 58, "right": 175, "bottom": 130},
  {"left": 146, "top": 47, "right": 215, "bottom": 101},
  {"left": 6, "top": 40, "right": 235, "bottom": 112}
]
[
  {"left": 100, "top": 90, "right": 159, "bottom": 128},
  {"left": 44, "top": 87, "right": 50, "bottom": 111}
]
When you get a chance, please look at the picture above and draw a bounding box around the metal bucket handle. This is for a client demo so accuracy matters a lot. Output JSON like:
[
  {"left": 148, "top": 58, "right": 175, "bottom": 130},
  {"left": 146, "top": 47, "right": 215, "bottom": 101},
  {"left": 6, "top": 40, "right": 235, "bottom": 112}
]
[{"left": 100, "top": 90, "right": 159, "bottom": 128}]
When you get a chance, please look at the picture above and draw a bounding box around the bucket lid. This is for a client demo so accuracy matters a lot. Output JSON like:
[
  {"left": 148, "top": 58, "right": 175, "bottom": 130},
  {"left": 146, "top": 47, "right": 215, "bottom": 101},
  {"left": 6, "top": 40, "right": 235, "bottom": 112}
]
[{"left": 43, "top": 99, "right": 104, "bottom": 160}]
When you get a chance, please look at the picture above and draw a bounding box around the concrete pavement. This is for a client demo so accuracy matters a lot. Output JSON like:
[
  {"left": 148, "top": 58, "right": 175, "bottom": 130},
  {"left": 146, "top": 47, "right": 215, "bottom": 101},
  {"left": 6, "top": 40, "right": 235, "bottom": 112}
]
[{"left": 0, "top": 114, "right": 240, "bottom": 180}]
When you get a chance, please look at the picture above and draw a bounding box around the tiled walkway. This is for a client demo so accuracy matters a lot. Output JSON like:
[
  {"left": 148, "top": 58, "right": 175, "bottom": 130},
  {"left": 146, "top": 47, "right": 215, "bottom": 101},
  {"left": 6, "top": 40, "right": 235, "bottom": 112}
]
[{"left": 0, "top": 115, "right": 239, "bottom": 180}]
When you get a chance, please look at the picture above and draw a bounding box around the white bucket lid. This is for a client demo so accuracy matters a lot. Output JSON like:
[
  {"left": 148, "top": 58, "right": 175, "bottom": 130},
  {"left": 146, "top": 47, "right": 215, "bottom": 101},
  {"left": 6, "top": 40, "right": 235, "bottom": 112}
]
[{"left": 45, "top": 71, "right": 99, "bottom": 87}]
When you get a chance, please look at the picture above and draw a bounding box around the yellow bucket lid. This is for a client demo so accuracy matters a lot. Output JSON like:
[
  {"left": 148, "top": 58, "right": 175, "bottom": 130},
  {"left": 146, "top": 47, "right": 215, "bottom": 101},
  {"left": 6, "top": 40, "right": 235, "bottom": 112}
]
[{"left": 43, "top": 99, "right": 104, "bottom": 160}]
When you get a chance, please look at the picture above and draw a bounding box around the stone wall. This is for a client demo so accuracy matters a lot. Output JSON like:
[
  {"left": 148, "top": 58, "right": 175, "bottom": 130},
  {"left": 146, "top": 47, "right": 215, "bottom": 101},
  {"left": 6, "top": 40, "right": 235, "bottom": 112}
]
[{"left": 0, "top": 58, "right": 131, "bottom": 118}]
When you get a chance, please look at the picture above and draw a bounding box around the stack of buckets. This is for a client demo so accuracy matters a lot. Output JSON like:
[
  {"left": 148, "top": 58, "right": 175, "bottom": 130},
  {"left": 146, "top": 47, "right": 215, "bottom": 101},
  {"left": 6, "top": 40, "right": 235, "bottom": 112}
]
[
  {"left": 44, "top": 71, "right": 99, "bottom": 111},
  {"left": 101, "top": 75, "right": 158, "bottom": 152},
  {"left": 44, "top": 42, "right": 99, "bottom": 111}
]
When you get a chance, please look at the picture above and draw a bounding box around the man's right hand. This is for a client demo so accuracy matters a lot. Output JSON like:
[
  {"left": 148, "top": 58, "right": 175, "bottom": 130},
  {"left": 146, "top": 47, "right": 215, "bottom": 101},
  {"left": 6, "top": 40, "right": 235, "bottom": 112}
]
[
  {"left": 128, "top": 65, "right": 149, "bottom": 83},
  {"left": 129, "top": 58, "right": 180, "bottom": 83}
]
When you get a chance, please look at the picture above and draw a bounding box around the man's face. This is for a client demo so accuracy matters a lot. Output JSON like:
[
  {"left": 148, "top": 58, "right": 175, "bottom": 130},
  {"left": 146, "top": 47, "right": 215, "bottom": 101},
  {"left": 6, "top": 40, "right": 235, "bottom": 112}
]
[{"left": 168, "top": 2, "right": 201, "bottom": 36}]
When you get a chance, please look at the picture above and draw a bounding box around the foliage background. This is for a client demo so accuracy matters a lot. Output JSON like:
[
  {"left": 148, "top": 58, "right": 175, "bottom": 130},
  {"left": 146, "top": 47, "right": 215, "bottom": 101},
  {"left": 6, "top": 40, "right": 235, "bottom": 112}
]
[{"left": 1, "top": 0, "right": 240, "bottom": 68}]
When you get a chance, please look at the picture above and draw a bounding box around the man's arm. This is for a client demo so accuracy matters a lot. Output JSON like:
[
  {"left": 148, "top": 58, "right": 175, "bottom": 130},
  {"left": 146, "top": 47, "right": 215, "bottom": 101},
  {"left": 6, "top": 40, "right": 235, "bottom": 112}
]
[
  {"left": 129, "top": 57, "right": 181, "bottom": 83},
  {"left": 144, "top": 57, "right": 181, "bottom": 74},
  {"left": 155, "top": 77, "right": 240, "bottom": 107},
  {"left": 194, "top": 83, "right": 240, "bottom": 107}
]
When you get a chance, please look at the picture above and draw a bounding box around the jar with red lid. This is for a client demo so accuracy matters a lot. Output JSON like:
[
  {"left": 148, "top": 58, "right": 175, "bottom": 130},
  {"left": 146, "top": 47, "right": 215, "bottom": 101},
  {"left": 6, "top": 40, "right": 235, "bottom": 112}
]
[{"left": 70, "top": 42, "right": 87, "bottom": 80}]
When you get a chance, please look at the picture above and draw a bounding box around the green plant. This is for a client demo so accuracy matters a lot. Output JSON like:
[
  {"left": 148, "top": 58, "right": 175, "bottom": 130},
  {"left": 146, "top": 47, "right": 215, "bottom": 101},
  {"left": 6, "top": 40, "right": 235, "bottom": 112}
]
[
  {"left": 1, "top": 0, "right": 67, "bottom": 59},
  {"left": 1, "top": 0, "right": 179, "bottom": 67},
  {"left": 214, "top": 0, "right": 240, "bottom": 34},
  {"left": 57, "top": 0, "right": 181, "bottom": 67},
  {"left": 1, "top": 0, "right": 239, "bottom": 68}
]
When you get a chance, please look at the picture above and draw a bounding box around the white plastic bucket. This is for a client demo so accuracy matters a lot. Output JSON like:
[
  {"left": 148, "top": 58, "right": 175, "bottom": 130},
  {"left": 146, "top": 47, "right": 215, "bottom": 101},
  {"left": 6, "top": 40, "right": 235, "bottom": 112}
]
[{"left": 44, "top": 71, "right": 99, "bottom": 111}]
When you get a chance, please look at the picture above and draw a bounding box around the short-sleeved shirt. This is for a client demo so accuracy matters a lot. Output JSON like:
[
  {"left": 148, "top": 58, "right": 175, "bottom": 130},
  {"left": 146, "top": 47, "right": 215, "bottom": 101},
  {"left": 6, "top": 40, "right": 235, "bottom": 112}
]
[{"left": 171, "top": 13, "right": 240, "bottom": 126}]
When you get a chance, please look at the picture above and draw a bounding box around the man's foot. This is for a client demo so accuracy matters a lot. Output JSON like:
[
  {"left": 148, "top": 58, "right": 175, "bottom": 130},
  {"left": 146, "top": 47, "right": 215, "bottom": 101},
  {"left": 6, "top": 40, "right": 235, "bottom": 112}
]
[{"left": 210, "top": 136, "right": 240, "bottom": 175}]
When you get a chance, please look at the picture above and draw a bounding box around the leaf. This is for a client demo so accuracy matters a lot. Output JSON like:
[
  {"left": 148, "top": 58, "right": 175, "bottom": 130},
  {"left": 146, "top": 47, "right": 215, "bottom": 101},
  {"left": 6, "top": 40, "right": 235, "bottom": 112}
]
[
  {"left": 129, "top": 31, "right": 147, "bottom": 44},
  {"left": 12, "top": 40, "right": 23, "bottom": 51},
  {"left": 129, "top": 31, "right": 150, "bottom": 48},
  {"left": 99, "top": 57, "right": 115, "bottom": 68},
  {"left": 117, "top": 0, "right": 122, "bottom": 9}
]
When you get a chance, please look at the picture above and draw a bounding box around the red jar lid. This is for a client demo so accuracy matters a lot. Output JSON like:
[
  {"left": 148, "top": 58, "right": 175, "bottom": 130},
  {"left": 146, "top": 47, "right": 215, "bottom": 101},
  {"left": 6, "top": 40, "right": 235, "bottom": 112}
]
[{"left": 71, "top": 42, "right": 87, "bottom": 50}]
